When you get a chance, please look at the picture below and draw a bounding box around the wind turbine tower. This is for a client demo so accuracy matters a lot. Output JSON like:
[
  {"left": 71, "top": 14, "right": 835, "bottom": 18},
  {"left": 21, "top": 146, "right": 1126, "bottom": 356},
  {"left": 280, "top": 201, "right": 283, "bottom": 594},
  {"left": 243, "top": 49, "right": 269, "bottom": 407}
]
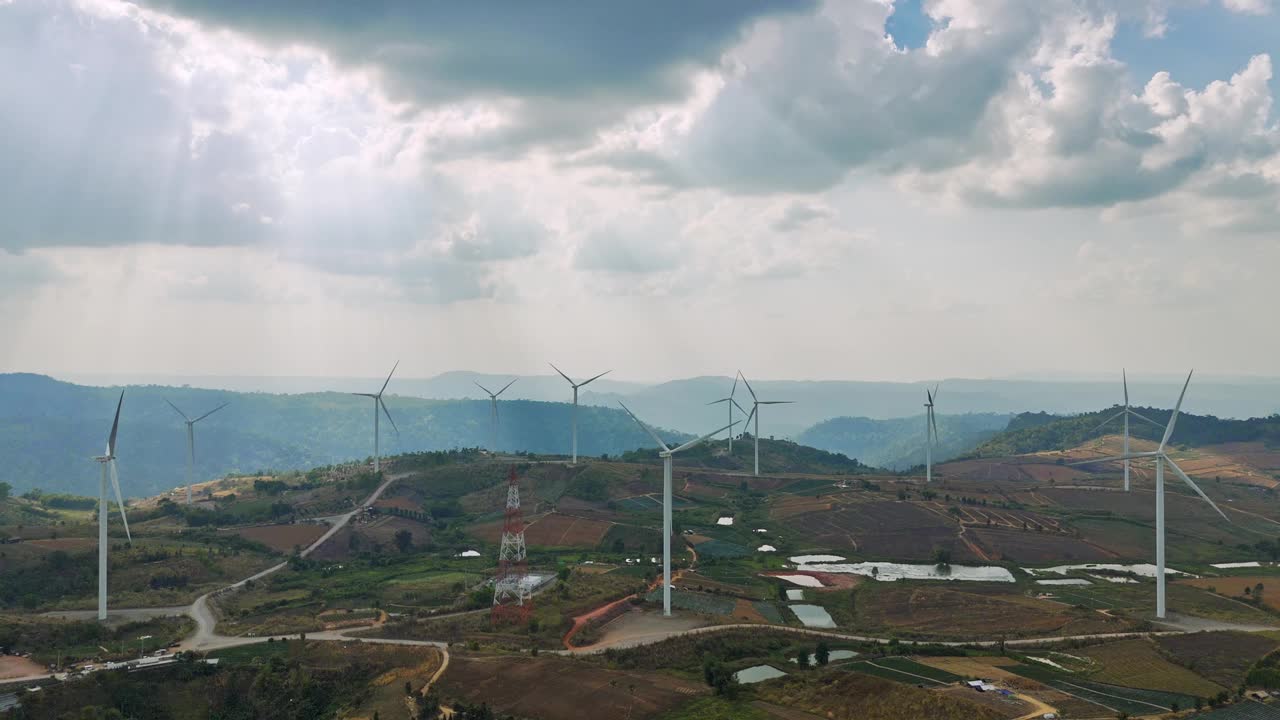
[
  {"left": 165, "top": 399, "right": 229, "bottom": 504},
  {"left": 91, "top": 391, "right": 132, "bottom": 621},
  {"left": 924, "top": 386, "right": 939, "bottom": 483},
  {"left": 353, "top": 362, "right": 399, "bottom": 473},
  {"left": 474, "top": 378, "right": 517, "bottom": 452},
  {"left": 708, "top": 374, "right": 746, "bottom": 453},
  {"left": 620, "top": 402, "right": 734, "bottom": 616},
  {"left": 1090, "top": 370, "right": 1162, "bottom": 492},
  {"left": 1073, "top": 371, "right": 1228, "bottom": 618},
  {"left": 550, "top": 363, "right": 610, "bottom": 465},
  {"left": 738, "top": 372, "right": 794, "bottom": 477}
]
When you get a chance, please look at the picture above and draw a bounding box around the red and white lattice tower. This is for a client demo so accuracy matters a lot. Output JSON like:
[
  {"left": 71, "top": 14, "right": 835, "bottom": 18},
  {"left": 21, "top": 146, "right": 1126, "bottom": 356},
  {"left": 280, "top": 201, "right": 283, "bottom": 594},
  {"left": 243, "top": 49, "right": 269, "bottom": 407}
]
[{"left": 491, "top": 465, "right": 532, "bottom": 624}]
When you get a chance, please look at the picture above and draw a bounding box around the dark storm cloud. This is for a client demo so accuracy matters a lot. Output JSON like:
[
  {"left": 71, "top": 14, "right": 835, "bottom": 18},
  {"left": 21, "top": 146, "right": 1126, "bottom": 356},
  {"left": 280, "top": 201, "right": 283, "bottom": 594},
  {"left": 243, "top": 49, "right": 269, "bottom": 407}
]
[{"left": 133, "top": 0, "right": 815, "bottom": 148}]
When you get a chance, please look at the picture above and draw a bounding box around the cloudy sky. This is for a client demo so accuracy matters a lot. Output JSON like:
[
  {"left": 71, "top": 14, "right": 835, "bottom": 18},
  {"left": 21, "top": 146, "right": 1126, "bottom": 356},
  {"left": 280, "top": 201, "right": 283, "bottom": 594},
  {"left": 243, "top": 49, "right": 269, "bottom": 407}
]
[{"left": 1, "top": 0, "right": 1277, "bottom": 383}]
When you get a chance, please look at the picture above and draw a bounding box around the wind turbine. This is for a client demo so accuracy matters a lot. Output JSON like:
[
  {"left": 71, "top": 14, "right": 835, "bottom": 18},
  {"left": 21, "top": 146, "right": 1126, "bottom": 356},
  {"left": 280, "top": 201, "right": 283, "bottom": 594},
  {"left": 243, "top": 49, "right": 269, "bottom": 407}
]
[
  {"left": 1072, "top": 370, "right": 1228, "bottom": 619},
  {"left": 1089, "top": 370, "right": 1162, "bottom": 492},
  {"left": 738, "top": 372, "right": 794, "bottom": 477},
  {"left": 474, "top": 378, "right": 518, "bottom": 452},
  {"left": 549, "top": 363, "right": 610, "bottom": 465},
  {"left": 707, "top": 374, "right": 747, "bottom": 453},
  {"left": 619, "top": 402, "right": 735, "bottom": 617},
  {"left": 924, "top": 385, "right": 939, "bottom": 483},
  {"left": 91, "top": 391, "right": 132, "bottom": 622},
  {"left": 353, "top": 362, "right": 399, "bottom": 474},
  {"left": 164, "top": 399, "right": 229, "bottom": 505}
]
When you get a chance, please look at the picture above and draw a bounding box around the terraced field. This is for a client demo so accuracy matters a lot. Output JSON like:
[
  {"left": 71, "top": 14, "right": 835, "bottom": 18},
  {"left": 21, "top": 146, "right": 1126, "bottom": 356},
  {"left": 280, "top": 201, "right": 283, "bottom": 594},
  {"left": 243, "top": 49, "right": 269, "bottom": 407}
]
[{"left": 1077, "top": 638, "right": 1225, "bottom": 698}]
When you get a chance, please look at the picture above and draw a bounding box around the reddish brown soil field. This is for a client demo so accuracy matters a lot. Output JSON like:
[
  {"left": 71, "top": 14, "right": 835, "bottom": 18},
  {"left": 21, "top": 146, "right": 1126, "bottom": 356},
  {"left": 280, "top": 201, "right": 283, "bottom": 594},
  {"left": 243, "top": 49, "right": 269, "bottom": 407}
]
[
  {"left": 0, "top": 655, "right": 47, "bottom": 680},
  {"left": 230, "top": 523, "right": 328, "bottom": 553},
  {"left": 372, "top": 496, "right": 421, "bottom": 512},
  {"left": 859, "top": 585, "right": 1124, "bottom": 638},
  {"left": 792, "top": 500, "right": 974, "bottom": 562},
  {"left": 468, "top": 513, "right": 611, "bottom": 548},
  {"left": 967, "top": 527, "right": 1116, "bottom": 564},
  {"left": 437, "top": 654, "right": 705, "bottom": 720}
]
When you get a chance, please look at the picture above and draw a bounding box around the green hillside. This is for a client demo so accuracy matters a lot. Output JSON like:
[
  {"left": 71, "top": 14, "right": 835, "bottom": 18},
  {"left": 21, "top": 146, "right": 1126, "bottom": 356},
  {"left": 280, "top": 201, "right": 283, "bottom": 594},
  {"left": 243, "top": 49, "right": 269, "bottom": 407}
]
[
  {"left": 972, "top": 407, "right": 1280, "bottom": 457},
  {"left": 617, "top": 434, "right": 872, "bottom": 475},
  {"left": 797, "top": 413, "right": 1010, "bottom": 470},
  {"left": 0, "top": 373, "right": 692, "bottom": 498}
]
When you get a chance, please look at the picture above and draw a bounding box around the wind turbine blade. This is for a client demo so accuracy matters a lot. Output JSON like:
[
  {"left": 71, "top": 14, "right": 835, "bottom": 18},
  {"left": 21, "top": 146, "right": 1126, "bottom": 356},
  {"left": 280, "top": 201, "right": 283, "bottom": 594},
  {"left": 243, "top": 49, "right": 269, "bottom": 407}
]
[
  {"left": 495, "top": 378, "right": 518, "bottom": 397},
  {"left": 618, "top": 402, "right": 670, "bottom": 453},
  {"left": 1089, "top": 410, "right": 1126, "bottom": 435},
  {"left": 1166, "top": 456, "right": 1230, "bottom": 522},
  {"left": 930, "top": 409, "right": 938, "bottom": 442},
  {"left": 378, "top": 360, "right": 399, "bottom": 397},
  {"left": 758, "top": 400, "right": 794, "bottom": 405},
  {"left": 1159, "top": 370, "right": 1194, "bottom": 451},
  {"left": 932, "top": 384, "right": 940, "bottom": 402},
  {"left": 672, "top": 421, "right": 739, "bottom": 454},
  {"left": 577, "top": 369, "right": 611, "bottom": 388},
  {"left": 164, "top": 399, "right": 190, "bottom": 422},
  {"left": 1127, "top": 409, "right": 1163, "bottom": 428},
  {"left": 548, "top": 362, "right": 574, "bottom": 385},
  {"left": 739, "top": 371, "right": 757, "bottom": 402},
  {"left": 380, "top": 398, "right": 399, "bottom": 435},
  {"left": 1122, "top": 368, "right": 1129, "bottom": 406},
  {"left": 926, "top": 388, "right": 933, "bottom": 405},
  {"left": 707, "top": 398, "right": 731, "bottom": 406},
  {"left": 742, "top": 404, "right": 757, "bottom": 430},
  {"left": 732, "top": 398, "right": 749, "bottom": 415},
  {"left": 109, "top": 459, "right": 131, "bottom": 543},
  {"left": 473, "top": 380, "right": 494, "bottom": 397},
  {"left": 352, "top": 392, "right": 377, "bottom": 398},
  {"left": 730, "top": 373, "right": 739, "bottom": 398},
  {"left": 193, "top": 402, "right": 229, "bottom": 423},
  {"left": 107, "top": 391, "right": 124, "bottom": 458},
  {"left": 1069, "top": 451, "right": 1161, "bottom": 466}
]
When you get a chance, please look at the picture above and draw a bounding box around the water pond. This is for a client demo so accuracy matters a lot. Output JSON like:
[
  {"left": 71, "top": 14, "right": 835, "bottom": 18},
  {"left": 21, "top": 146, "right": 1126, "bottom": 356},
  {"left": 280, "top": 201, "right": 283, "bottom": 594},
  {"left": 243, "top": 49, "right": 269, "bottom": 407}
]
[
  {"left": 789, "top": 604, "right": 837, "bottom": 628},
  {"left": 790, "top": 554, "right": 845, "bottom": 564},
  {"left": 734, "top": 665, "right": 787, "bottom": 684},
  {"left": 772, "top": 574, "right": 824, "bottom": 588},
  {"left": 786, "top": 589, "right": 805, "bottom": 601}
]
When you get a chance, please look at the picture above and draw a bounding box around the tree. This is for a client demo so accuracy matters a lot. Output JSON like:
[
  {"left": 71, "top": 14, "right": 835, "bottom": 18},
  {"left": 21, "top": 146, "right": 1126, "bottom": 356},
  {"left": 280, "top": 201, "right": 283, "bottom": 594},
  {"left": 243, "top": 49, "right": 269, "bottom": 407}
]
[
  {"left": 405, "top": 681, "right": 413, "bottom": 696},
  {"left": 931, "top": 547, "right": 952, "bottom": 567},
  {"left": 796, "top": 651, "right": 810, "bottom": 667},
  {"left": 0, "top": 481, "right": 10, "bottom": 501},
  {"left": 702, "top": 655, "right": 736, "bottom": 696},
  {"left": 395, "top": 529, "right": 413, "bottom": 552},
  {"left": 1257, "top": 582, "right": 1265, "bottom": 602},
  {"left": 815, "top": 641, "right": 830, "bottom": 666}
]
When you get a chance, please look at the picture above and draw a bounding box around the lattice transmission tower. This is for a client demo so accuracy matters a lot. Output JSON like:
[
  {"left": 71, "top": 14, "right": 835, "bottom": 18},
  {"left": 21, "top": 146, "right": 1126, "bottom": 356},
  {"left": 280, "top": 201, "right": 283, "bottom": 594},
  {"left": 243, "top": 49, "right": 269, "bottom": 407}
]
[{"left": 491, "top": 465, "right": 532, "bottom": 624}]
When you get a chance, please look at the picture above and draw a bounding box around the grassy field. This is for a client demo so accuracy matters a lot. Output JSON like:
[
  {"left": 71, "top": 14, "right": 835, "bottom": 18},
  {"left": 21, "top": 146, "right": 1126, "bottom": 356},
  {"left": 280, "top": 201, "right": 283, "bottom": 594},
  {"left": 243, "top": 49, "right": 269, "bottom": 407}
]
[
  {"left": 754, "top": 670, "right": 1001, "bottom": 720},
  {"left": 1078, "top": 638, "right": 1225, "bottom": 698}
]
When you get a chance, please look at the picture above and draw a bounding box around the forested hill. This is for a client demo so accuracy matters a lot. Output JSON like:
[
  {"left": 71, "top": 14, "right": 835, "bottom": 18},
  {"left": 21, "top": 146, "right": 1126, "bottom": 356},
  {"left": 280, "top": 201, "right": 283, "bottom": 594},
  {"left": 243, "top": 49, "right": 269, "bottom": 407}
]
[
  {"left": 797, "top": 413, "right": 1011, "bottom": 470},
  {"left": 0, "top": 373, "right": 699, "bottom": 498},
  {"left": 972, "top": 406, "right": 1280, "bottom": 457}
]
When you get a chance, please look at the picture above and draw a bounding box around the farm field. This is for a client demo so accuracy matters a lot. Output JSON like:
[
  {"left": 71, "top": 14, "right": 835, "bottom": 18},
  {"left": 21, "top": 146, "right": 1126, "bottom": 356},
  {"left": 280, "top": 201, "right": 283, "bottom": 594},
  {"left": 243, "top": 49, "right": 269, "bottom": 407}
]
[
  {"left": 467, "top": 512, "right": 613, "bottom": 548},
  {"left": 853, "top": 582, "right": 1131, "bottom": 639},
  {"left": 436, "top": 654, "right": 706, "bottom": 720},
  {"left": 752, "top": 670, "right": 1002, "bottom": 720},
  {"left": 1006, "top": 661, "right": 1200, "bottom": 717},
  {"left": 965, "top": 527, "right": 1116, "bottom": 564},
  {"left": 1179, "top": 576, "right": 1280, "bottom": 611},
  {"left": 227, "top": 522, "right": 329, "bottom": 553},
  {"left": 1156, "top": 631, "right": 1280, "bottom": 688},
  {"left": 1077, "top": 638, "right": 1225, "bottom": 698},
  {"left": 788, "top": 499, "right": 975, "bottom": 562}
]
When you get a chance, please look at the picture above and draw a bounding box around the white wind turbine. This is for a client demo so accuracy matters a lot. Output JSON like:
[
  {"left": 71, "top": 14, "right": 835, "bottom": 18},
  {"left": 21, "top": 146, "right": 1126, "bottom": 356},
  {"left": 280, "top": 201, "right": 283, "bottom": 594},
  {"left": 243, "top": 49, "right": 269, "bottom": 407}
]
[
  {"left": 1073, "top": 370, "right": 1229, "bottom": 619},
  {"left": 353, "top": 362, "right": 399, "bottom": 474},
  {"left": 738, "top": 372, "right": 794, "bottom": 477},
  {"left": 549, "top": 363, "right": 610, "bottom": 465},
  {"left": 1089, "top": 369, "right": 1162, "bottom": 492},
  {"left": 924, "top": 385, "right": 939, "bottom": 483},
  {"left": 164, "top": 399, "right": 229, "bottom": 505},
  {"left": 474, "top": 378, "right": 518, "bottom": 452},
  {"left": 91, "top": 391, "right": 132, "bottom": 621},
  {"left": 619, "top": 402, "right": 735, "bottom": 617},
  {"left": 707, "top": 374, "right": 747, "bottom": 453}
]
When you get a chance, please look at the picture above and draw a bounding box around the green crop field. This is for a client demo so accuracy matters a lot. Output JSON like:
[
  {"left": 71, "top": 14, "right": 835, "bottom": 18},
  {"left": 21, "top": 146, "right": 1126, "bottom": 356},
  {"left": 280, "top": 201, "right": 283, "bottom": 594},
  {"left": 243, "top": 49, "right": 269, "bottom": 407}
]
[{"left": 1078, "top": 638, "right": 1225, "bottom": 698}]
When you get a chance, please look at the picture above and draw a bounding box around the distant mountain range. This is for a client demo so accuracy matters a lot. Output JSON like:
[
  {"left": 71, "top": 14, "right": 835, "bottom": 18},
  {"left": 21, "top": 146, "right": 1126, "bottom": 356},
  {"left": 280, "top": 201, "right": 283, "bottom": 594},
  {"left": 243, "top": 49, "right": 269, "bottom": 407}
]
[{"left": 60, "top": 371, "right": 1280, "bottom": 437}]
